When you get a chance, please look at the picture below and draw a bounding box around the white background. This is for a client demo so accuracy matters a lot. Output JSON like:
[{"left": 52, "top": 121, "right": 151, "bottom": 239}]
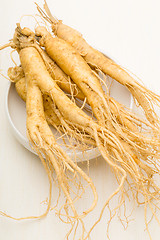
[{"left": 0, "top": 0, "right": 160, "bottom": 239}]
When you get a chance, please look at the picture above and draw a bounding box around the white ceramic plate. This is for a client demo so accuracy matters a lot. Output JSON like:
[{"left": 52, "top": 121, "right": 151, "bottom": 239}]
[{"left": 5, "top": 62, "right": 133, "bottom": 162}]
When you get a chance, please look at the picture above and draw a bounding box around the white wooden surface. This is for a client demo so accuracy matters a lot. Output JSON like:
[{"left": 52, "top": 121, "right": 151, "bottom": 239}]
[{"left": 0, "top": 0, "right": 160, "bottom": 239}]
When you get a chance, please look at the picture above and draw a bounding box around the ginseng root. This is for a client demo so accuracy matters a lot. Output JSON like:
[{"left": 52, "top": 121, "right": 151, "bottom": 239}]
[
  {"left": 2, "top": 24, "right": 160, "bottom": 239},
  {"left": 26, "top": 25, "right": 160, "bottom": 238},
  {"left": 14, "top": 25, "right": 128, "bottom": 212},
  {"left": 8, "top": 67, "right": 96, "bottom": 147},
  {"left": 39, "top": 1, "right": 160, "bottom": 127},
  {"left": 35, "top": 26, "right": 160, "bottom": 159},
  {"left": 2, "top": 56, "right": 99, "bottom": 240},
  {"left": 26, "top": 79, "right": 98, "bottom": 237}
]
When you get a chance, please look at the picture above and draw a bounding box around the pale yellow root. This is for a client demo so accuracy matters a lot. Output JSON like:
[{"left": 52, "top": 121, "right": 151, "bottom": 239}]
[
  {"left": 15, "top": 77, "right": 27, "bottom": 101},
  {"left": 18, "top": 44, "right": 159, "bottom": 219},
  {"left": 10, "top": 64, "right": 137, "bottom": 133},
  {"left": 7, "top": 65, "right": 75, "bottom": 127},
  {"left": 6, "top": 50, "right": 154, "bottom": 145},
  {"left": 36, "top": 44, "right": 145, "bottom": 135},
  {"left": 11, "top": 73, "right": 96, "bottom": 147},
  {"left": 35, "top": 26, "right": 160, "bottom": 166},
  {"left": 39, "top": 2, "right": 160, "bottom": 127},
  {"left": 34, "top": 27, "right": 160, "bottom": 144},
  {"left": 36, "top": 1, "right": 141, "bottom": 131},
  {"left": 16, "top": 26, "right": 160, "bottom": 185},
  {"left": 35, "top": 26, "right": 114, "bottom": 126},
  {"left": 26, "top": 77, "right": 98, "bottom": 234},
  {"left": 37, "top": 47, "right": 85, "bottom": 101},
  {"left": 33, "top": 12, "right": 160, "bottom": 236},
  {"left": 1, "top": 77, "right": 94, "bottom": 227},
  {"left": 0, "top": 42, "right": 14, "bottom": 50},
  {"left": 8, "top": 64, "right": 136, "bottom": 146},
  {"left": 16, "top": 30, "right": 130, "bottom": 231},
  {"left": 13, "top": 76, "right": 61, "bottom": 126},
  {"left": 1, "top": 30, "right": 99, "bottom": 238},
  {"left": 8, "top": 65, "right": 24, "bottom": 83},
  {"left": 2, "top": 25, "right": 160, "bottom": 239},
  {"left": 35, "top": 44, "right": 160, "bottom": 142}
]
